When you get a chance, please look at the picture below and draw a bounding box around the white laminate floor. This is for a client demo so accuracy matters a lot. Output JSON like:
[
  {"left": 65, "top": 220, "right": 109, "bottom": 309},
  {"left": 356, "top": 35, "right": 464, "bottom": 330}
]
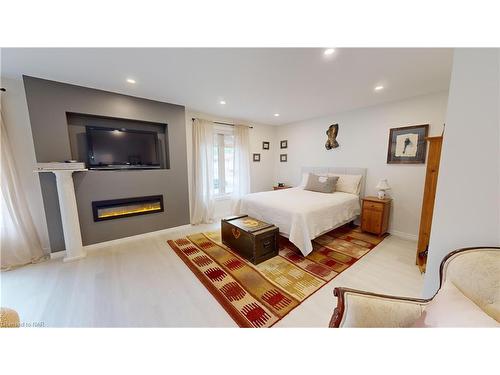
[{"left": 1, "top": 224, "right": 424, "bottom": 327}]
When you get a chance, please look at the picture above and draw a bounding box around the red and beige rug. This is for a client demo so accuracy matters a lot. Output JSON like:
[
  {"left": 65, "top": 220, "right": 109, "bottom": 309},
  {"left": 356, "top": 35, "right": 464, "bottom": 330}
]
[{"left": 167, "top": 225, "right": 386, "bottom": 328}]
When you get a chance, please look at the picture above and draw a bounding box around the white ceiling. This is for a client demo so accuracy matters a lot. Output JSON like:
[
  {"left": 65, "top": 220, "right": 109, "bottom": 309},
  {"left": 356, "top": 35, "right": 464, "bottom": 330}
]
[{"left": 1, "top": 48, "right": 453, "bottom": 125}]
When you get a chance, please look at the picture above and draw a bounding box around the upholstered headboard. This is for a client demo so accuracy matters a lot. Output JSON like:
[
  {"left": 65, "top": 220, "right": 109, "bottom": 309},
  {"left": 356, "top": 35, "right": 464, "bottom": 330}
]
[{"left": 300, "top": 167, "right": 367, "bottom": 198}]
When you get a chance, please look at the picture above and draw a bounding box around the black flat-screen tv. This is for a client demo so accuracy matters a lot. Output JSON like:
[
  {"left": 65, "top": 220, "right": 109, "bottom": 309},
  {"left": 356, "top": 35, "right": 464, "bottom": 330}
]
[{"left": 86, "top": 126, "right": 160, "bottom": 169}]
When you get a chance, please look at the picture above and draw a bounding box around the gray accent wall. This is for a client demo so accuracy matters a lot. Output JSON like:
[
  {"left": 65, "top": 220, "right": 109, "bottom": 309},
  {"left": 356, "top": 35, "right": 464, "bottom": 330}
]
[{"left": 23, "top": 76, "right": 190, "bottom": 251}]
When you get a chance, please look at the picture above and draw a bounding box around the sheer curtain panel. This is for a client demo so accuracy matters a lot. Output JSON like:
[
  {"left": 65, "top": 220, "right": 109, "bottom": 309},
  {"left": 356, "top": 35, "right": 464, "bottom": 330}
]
[
  {"left": 1, "top": 111, "right": 46, "bottom": 270},
  {"left": 191, "top": 119, "right": 216, "bottom": 224},
  {"left": 231, "top": 125, "right": 251, "bottom": 213}
]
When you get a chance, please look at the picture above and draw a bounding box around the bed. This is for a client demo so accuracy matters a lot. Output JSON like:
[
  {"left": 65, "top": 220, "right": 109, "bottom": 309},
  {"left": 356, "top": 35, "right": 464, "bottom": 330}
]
[{"left": 235, "top": 167, "right": 366, "bottom": 256}]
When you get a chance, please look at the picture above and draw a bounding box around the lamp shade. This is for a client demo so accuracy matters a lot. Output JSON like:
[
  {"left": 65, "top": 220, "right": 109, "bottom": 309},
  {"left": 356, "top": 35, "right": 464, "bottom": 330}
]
[{"left": 376, "top": 179, "right": 391, "bottom": 191}]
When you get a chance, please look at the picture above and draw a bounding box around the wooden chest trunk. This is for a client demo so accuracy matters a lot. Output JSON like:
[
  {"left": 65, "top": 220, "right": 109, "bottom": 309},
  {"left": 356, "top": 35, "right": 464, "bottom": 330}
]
[{"left": 221, "top": 215, "right": 279, "bottom": 264}]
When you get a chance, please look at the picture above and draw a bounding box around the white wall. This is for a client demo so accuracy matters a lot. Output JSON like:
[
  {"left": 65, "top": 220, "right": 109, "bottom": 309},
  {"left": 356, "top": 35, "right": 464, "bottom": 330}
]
[
  {"left": 185, "top": 110, "right": 277, "bottom": 219},
  {"left": 0, "top": 76, "right": 50, "bottom": 251},
  {"left": 423, "top": 49, "right": 500, "bottom": 297},
  {"left": 498, "top": 49, "right": 500, "bottom": 242},
  {"left": 274, "top": 92, "right": 449, "bottom": 239}
]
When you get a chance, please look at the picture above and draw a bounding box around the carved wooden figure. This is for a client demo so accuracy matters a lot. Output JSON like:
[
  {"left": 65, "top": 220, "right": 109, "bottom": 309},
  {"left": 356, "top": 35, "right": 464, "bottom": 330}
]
[{"left": 325, "top": 124, "right": 339, "bottom": 150}]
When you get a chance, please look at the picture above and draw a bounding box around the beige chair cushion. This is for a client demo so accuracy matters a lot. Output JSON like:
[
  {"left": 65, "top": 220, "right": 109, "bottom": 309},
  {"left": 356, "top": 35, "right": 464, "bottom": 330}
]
[
  {"left": 413, "top": 281, "right": 500, "bottom": 327},
  {"left": 340, "top": 293, "right": 424, "bottom": 327},
  {"left": 444, "top": 249, "right": 500, "bottom": 322},
  {"left": 0, "top": 308, "right": 20, "bottom": 328}
]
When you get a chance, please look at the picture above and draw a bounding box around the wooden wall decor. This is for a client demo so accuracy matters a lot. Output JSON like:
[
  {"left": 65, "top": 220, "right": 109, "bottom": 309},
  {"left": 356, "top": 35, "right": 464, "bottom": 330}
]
[{"left": 325, "top": 124, "right": 339, "bottom": 150}]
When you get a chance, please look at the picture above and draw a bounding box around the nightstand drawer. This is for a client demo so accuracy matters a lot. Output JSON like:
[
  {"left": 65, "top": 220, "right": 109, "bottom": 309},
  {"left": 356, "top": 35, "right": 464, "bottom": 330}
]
[{"left": 363, "top": 201, "right": 384, "bottom": 211}]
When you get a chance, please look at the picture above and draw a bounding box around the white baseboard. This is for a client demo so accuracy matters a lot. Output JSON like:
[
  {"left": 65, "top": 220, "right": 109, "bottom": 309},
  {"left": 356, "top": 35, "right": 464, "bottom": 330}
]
[
  {"left": 389, "top": 230, "right": 418, "bottom": 241},
  {"left": 84, "top": 223, "right": 193, "bottom": 251},
  {"left": 49, "top": 223, "right": 193, "bottom": 258},
  {"left": 50, "top": 251, "right": 65, "bottom": 260}
]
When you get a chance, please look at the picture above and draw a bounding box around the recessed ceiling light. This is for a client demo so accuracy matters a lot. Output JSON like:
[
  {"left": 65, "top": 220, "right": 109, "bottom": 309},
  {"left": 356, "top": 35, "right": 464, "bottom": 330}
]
[
  {"left": 274, "top": 113, "right": 280, "bottom": 117},
  {"left": 324, "top": 48, "right": 335, "bottom": 55},
  {"left": 374, "top": 85, "right": 384, "bottom": 91},
  {"left": 126, "top": 78, "right": 136, "bottom": 84},
  {"left": 220, "top": 100, "right": 226, "bottom": 105}
]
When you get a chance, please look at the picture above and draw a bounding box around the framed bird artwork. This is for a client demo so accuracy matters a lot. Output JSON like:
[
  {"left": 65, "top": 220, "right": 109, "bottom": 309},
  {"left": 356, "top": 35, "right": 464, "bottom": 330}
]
[{"left": 387, "top": 124, "right": 429, "bottom": 164}]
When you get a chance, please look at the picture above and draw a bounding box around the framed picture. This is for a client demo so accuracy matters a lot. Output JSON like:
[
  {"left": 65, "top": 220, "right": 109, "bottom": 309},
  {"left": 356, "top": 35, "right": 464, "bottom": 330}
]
[
  {"left": 280, "top": 154, "right": 287, "bottom": 162},
  {"left": 280, "top": 140, "right": 288, "bottom": 149},
  {"left": 262, "top": 141, "right": 270, "bottom": 150},
  {"left": 387, "top": 124, "right": 429, "bottom": 164},
  {"left": 253, "top": 153, "right": 261, "bottom": 162}
]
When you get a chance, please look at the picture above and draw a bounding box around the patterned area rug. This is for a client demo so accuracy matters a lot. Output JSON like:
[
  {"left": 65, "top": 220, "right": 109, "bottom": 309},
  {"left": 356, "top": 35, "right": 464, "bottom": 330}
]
[{"left": 167, "top": 225, "right": 386, "bottom": 327}]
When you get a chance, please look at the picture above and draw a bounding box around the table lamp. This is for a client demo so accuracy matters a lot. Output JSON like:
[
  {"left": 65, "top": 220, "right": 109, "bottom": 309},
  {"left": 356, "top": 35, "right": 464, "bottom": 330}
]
[{"left": 376, "top": 179, "right": 391, "bottom": 199}]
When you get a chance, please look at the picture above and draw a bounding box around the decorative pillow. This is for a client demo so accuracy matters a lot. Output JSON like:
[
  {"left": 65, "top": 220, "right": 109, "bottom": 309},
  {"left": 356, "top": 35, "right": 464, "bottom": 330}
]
[
  {"left": 329, "top": 174, "right": 363, "bottom": 195},
  {"left": 304, "top": 174, "right": 339, "bottom": 193},
  {"left": 412, "top": 281, "right": 500, "bottom": 328}
]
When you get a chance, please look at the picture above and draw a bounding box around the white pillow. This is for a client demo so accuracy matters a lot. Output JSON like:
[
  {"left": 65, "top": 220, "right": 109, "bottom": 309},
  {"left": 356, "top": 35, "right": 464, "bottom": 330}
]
[
  {"left": 412, "top": 281, "right": 500, "bottom": 327},
  {"left": 299, "top": 172, "right": 310, "bottom": 188},
  {"left": 329, "top": 174, "right": 362, "bottom": 195}
]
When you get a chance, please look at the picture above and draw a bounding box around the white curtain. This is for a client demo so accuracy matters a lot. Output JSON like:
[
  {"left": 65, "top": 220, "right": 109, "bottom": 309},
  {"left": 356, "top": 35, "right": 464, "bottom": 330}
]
[
  {"left": 191, "top": 119, "right": 215, "bottom": 224},
  {"left": 231, "top": 125, "right": 251, "bottom": 213},
  {"left": 1, "top": 111, "right": 46, "bottom": 271}
]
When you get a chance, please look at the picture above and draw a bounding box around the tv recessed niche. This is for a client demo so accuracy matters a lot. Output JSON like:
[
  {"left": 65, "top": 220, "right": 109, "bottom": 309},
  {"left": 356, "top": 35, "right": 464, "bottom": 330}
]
[{"left": 66, "top": 112, "right": 169, "bottom": 170}]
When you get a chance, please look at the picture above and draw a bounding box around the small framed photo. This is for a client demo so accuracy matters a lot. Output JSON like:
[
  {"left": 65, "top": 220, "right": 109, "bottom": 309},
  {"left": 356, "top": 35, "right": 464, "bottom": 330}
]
[
  {"left": 262, "top": 141, "right": 270, "bottom": 150},
  {"left": 280, "top": 154, "right": 287, "bottom": 162},
  {"left": 387, "top": 124, "right": 429, "bottom": 164},
  {"left": 253, "top": 153, "right": 261, "bottom": 162},
  {"left": 280, "top": 140, "right": 288, "bottom": 149}
]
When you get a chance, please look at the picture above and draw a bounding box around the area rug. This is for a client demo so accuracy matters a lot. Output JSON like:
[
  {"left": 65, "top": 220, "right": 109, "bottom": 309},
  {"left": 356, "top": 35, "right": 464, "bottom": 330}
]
[{"left": 167, "top": 225, "right": 386, "bottom": 328}]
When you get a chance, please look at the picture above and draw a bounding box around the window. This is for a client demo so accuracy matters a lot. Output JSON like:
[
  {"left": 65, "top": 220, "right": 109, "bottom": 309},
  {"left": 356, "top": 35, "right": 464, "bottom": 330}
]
[{"left": 213, "top": 128, "right": 234, "bottom": 197}]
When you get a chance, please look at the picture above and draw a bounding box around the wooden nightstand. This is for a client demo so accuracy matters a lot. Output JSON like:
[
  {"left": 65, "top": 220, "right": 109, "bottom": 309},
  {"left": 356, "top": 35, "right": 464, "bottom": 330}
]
[
  {"left": 273, "top": 185, "right": 291, "bottom": 190},
  {"left": 360, "top": 196, "right": 391, "bottom": 236}
]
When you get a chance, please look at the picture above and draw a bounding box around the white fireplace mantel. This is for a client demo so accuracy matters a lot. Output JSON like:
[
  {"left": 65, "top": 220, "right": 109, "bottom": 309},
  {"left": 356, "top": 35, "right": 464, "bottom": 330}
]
[{"left": 35, "top": 168, "right": 87, "bottom": 262}]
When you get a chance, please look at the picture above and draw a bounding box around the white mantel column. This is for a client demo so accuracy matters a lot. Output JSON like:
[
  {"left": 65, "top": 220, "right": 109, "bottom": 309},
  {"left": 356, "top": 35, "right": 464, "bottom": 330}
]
[
  {"left": 35, "top": 168, "right": 87, "bottom": 262},
  {"left": 53, "top": 170, "right": 86, "bottom": 262}
]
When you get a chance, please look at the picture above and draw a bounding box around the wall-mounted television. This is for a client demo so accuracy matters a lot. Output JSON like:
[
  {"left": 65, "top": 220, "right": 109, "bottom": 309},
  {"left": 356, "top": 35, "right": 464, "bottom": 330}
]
[{"left": 86, "top": 126, "right": 160, "bottom": 170}]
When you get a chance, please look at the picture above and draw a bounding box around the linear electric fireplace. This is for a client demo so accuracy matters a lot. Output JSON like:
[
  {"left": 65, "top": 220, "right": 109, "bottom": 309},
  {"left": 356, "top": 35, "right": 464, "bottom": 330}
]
[{"left": 92, "top": 195, "right": 164, "bottom": 222}]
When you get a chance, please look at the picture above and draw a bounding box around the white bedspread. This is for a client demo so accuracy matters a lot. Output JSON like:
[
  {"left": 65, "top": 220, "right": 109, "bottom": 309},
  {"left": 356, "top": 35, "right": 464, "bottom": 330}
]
[{"left": 235, "top": 187, "right": 361, "bottom": 256}]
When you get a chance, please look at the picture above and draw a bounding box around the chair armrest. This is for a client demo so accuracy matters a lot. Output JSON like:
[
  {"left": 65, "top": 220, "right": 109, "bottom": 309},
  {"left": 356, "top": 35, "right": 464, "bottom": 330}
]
[{"left": 330, "top": 287, "right": 430, "bottom": 328}]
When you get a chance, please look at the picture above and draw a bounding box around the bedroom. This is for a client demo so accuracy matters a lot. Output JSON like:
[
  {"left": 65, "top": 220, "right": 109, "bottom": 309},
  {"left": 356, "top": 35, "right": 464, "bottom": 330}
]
[
  {"left": 2, "top": 47, "right": 498, "bottom": 326},
  {"left": 1, "top": 2, "right": 499, "bottom": 373}
]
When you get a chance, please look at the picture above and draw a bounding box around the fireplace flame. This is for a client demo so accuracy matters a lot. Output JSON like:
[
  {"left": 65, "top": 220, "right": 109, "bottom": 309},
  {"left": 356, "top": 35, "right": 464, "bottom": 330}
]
[{"left": 97, "top": 202, "right": 162, "bottom": 219}]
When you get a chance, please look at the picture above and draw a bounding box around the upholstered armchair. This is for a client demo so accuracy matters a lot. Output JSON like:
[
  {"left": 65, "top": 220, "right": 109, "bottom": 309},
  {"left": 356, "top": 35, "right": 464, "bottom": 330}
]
[{"left": 330, "top": 247, "right": 500, "bottom": 328}]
